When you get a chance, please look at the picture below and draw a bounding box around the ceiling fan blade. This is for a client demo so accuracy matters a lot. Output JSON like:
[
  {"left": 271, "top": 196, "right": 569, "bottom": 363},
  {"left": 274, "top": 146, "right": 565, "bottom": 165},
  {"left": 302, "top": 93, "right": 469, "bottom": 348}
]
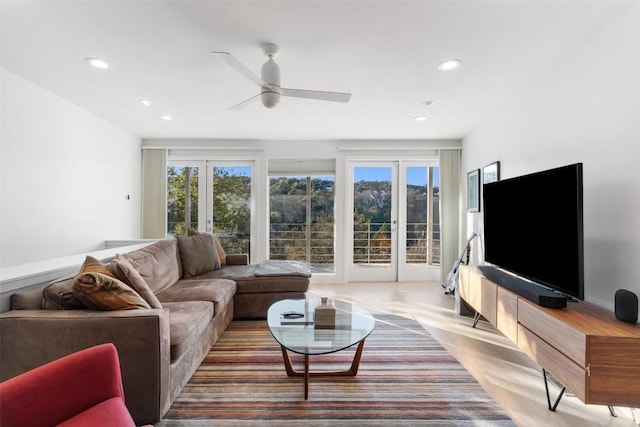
[
  {"left": 281, "top": 88, "right": 351, "bottom": 103},
  {"left": 212, "top": 51, "right": 272, "bottom": 89},
  {"left": 228, "top": 93, "right": 261, "bottom": 110}
]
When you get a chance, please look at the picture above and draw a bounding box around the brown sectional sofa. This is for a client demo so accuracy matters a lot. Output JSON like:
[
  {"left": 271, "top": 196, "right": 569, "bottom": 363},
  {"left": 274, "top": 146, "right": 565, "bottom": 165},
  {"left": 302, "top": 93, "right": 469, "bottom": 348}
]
[{"left": 0, "top": 238, "right": 310, "bottom": 425}]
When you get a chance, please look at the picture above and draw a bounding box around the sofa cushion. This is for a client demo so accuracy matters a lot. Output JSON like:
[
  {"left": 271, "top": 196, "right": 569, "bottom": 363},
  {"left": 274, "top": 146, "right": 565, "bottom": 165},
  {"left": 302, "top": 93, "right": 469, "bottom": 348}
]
[
  {"left": 122, "top": 240, "right": 181, "bottom": 294},
  {"left": 111, "top": 255, "right": 163, "bottom": 309},
  {"left": 193, "top": 265, "right": 310, "bottom": 294},
  {"left": 10, "top": 285, "right": 50, "bottom": 310},
  {"left": 72, "top": 272, "right": 151, "bottom": 310},
  {"left": 162, "top": 301, "right": 213, "bottom": 362},
  {"left": 177, "top": 233, "right": 220, "bottom": 278},
  {"left": 233, "top": 274, "right": 310, "bottom": 295},
  {"left": 225, "top": 253, "right": 248, "bottom": 266},
  {"left": 193, "top": 264, "right": 258, "bottom": 281},
  {"left": 188, "top": 228, "right": 227, "bottom": 267},
  {"left": 156, "top": 279, "right": 236, "bottom": 316}
]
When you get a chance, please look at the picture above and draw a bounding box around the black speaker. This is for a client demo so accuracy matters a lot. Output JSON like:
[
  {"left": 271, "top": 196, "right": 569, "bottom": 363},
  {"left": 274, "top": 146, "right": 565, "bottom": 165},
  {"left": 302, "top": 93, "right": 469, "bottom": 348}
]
[{"left": 615, "top": 289, "right": 638, "bottom": 324}]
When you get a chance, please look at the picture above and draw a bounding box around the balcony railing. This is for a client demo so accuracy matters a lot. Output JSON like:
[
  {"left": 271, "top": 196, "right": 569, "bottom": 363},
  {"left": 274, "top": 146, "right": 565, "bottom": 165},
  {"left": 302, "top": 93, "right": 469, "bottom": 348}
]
[
  {"left": 353, "top": 222, "right": 440, "bottom": 265},
  {"left": 269, "top": 223, "right": 334, "bottom": 264},
  {"left": 168, "top": 222, "right": 250, "bottom": 259},
  {"left": 170, "top": 222, "right": 439, "bottom": 270},
  {"left": 270, "top": 222, "right": 440, "bottom": 268}
]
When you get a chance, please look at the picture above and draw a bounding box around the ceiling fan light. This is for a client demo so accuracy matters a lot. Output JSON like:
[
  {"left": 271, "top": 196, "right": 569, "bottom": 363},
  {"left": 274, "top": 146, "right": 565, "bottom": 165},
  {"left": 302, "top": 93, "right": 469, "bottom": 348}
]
[
  {"left": 261, "top": 92, "right": 280, "bottom": 108},
  {"left": 85, "top": 57, "right": 109, "bottom": 69},
  {"left": 438, "top": 59, "right": 462, "bottom": 71}
]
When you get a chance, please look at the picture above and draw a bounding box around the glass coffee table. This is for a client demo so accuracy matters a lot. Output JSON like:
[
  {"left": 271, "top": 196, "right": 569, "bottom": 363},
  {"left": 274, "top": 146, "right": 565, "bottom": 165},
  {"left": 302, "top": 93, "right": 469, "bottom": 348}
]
[{"left": 267, "top": 298, "right": 376, "bottom": 399}]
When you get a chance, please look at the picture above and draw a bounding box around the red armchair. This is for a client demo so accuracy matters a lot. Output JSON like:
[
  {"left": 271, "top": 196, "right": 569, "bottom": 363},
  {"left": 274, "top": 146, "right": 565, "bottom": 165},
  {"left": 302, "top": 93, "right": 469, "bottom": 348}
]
[{"left": 0, "top": 343, "right": 144, "bottom": 427}]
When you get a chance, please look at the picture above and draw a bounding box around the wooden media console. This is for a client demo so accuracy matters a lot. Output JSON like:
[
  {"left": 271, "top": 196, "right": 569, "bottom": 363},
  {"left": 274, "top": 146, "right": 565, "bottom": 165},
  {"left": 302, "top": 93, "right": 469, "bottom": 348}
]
[{"left": 459, "top": 265, "right": 640, "bottom": 410}]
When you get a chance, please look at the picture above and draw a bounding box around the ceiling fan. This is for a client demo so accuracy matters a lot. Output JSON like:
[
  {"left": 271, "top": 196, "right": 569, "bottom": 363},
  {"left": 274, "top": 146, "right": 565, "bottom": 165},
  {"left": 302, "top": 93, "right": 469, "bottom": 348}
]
[{"left": 212, "top": 43, "right": 352, "bottom": 110}]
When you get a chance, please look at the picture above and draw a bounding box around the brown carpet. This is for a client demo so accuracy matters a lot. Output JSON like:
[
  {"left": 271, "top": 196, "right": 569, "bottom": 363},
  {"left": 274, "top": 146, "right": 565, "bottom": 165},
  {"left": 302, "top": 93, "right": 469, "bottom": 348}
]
[{"left": 156, "top": 314, "right": 515, "bottom": 426}]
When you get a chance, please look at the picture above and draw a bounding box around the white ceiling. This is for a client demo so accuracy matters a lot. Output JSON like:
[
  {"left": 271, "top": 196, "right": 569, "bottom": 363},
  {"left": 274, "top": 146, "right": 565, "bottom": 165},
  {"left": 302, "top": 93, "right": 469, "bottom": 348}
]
[{"left": 1, "top": 1, "right": 634, "bottom": 141}]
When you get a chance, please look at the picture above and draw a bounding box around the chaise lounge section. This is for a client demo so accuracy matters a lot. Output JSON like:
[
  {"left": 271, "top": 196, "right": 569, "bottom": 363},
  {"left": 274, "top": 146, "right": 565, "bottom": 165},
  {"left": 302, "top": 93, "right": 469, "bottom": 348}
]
[{"left": 0, "top": 236, "right": 310, "bottom": 425}]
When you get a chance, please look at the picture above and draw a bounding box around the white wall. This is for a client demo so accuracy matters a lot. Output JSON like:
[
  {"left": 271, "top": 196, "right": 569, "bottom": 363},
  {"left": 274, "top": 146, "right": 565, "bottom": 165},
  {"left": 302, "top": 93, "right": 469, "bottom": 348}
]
[
  {"left": 461, "top": 4, "right": 640, "bottom": 310},
  {"left": 0, "top": 69, "right": 142, "bottom": 268}
]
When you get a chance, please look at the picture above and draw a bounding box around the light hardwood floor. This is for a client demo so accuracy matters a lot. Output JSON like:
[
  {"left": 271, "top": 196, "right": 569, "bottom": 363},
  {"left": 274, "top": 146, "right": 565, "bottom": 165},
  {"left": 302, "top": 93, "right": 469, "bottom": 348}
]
[{"left": 308, "top": 281, "right": 640, "bottom": 427}]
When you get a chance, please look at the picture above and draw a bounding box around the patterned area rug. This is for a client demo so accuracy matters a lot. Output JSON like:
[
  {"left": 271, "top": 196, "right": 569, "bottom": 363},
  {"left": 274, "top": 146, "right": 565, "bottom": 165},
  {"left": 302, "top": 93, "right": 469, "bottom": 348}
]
[{"left": 157, "top": 314, "right": 515, "bottom": 426}]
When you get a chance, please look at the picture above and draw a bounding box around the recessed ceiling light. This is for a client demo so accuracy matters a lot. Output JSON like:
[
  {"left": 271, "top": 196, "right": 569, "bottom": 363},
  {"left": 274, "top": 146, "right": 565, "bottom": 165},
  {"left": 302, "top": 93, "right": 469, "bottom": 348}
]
[
  {"left": 414, "top": 116, "right": 427, "bottom": 121},
  {"left": 422, "top": 100, "right": 435, "bottom": 107},
  {"left": 159, "top": 115, "right": 172, "bottom": 121},
  {"left": 139, "top": 99, "right": 151, "bottom": 107},
  {"left": 438, "top": 59, "right": 462, "bottom": 71},
  {"left": 85, "top": 57, "right": 109, "bottom": 69}
]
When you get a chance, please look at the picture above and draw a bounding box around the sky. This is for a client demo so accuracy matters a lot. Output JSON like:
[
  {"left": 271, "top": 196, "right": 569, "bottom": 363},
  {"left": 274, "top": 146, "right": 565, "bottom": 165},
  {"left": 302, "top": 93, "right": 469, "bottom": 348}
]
[
  {"left": 355, "top": 166, "right": 440, "bottom": 187},
  {"left": 214, "top": 165, "right": 440, "bottom": 186}
]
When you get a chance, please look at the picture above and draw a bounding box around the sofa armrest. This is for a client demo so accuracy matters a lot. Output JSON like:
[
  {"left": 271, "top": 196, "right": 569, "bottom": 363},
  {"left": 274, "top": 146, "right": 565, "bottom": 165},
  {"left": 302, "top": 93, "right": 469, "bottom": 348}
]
[
  {"left": 225, "top": 254, "right": 248, "bottom": 266},
  {"left": 0, "top": 309, "right": 170, "bottom": 425}
]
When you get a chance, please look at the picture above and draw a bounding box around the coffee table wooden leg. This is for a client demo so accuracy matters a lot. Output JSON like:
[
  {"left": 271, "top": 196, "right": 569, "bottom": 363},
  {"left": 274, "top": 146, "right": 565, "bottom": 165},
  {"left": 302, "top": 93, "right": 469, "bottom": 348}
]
[
  {"left": 279, "top": 340, "right": 367, "bottom": 399},
  {"left": 280, "top": 346, "right": 297, "bottom": 376},
  {"left": 347, "top": 339, "right": 366, "bottom": 375},
  {"left": 280, "top": 341, "right": 366, "bottom": 378},
  {"left": 304, "top": 354, "right": 310, "bottom": 400}
]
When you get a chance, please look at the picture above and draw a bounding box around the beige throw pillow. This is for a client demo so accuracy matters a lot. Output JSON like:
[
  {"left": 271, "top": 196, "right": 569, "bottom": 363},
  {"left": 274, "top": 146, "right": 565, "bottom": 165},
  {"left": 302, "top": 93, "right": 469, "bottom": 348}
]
[
  {"left": 212, "top": 235, "right": 227, "bottom": 266},
  {"left": 177, "top": 233, "right": 220, "bottom": 278},
  {"left": 71, "top": 255, "right": 150, "bottom": 310},
  {"left": 79, "top": 255, "right": 116, "bottom": 278},
  {"left": 72, "top": 272, "right": 151, "bottom": 310}
]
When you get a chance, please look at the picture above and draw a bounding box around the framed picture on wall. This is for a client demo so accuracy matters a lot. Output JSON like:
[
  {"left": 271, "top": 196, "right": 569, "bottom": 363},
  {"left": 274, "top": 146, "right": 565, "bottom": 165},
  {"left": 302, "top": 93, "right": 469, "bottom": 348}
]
[
  {"left": 467, "top": 169, "right": 480, "bottom": 212},
  {"left": 483, "top": 161, "right": 500, "bottom": 184}
]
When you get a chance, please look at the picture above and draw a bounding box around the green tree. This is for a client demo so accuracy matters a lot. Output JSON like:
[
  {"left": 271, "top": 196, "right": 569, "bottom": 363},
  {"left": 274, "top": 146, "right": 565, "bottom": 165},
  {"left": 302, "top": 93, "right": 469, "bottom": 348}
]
[
  {"left": 167, "top": 166, "right": 198, "bottom": 236},
  {"left": 269, "top": 176, "right": 335, "bottom": 263},
  {"left": 213, "top": 167, "right": 251, "bottom": 254}
]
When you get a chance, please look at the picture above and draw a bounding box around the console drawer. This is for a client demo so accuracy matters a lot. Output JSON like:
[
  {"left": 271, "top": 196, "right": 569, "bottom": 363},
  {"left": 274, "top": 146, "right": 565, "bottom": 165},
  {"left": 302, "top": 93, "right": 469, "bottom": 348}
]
[
  {"left": 518, "top": 299, "right": 586, "bottom": 366},
  {"left": 518, "top": 324, "right": 587, "bottom": 402}
]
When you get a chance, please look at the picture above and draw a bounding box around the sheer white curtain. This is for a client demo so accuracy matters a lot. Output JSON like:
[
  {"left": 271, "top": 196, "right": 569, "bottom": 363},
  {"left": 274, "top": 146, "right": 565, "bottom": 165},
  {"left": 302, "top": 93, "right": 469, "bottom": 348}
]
[
  {"left": 142, "top": 148, "right": 167, "bottom": 238},
  {"left": 438, "top": 149, "right": 461, "bottom": 283}
]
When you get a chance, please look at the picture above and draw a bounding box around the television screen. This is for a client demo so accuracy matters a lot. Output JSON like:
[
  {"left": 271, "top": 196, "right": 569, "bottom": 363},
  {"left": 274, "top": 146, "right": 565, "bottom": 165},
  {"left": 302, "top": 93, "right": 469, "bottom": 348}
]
[{"left": 482, "top": 163, "right": 584, "bottom": 300}]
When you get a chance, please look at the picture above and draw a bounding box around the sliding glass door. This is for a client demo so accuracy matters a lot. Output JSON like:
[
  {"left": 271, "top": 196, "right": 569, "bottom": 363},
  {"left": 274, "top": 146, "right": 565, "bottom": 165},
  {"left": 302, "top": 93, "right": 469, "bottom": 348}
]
[
  {"left": 167, "top": 160, "right": 255, "bottom": 260},
  {"left": 347, "top": 161, "right": 440, "bottom": 282},
  {"left": 167, "top": 161, "right": 204, "bottom": 236},
  {"left": 269, "top": 175, "right": 335, "bottom": 274},
  {"left": 349, "top": 162, "right": 397, "bottom": 281},
  {"left": 401, "top": 163, "right": 440, "bottom": 281},
  {"left": 207, "top": 164, "right": 253, "bottom": 258}
]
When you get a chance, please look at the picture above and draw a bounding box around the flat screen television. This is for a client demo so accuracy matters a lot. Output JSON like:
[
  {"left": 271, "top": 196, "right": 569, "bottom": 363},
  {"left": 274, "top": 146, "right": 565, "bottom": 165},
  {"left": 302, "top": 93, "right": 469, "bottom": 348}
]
[{"left": 482, "top": 163, "right": 584, "bottom": 300}]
